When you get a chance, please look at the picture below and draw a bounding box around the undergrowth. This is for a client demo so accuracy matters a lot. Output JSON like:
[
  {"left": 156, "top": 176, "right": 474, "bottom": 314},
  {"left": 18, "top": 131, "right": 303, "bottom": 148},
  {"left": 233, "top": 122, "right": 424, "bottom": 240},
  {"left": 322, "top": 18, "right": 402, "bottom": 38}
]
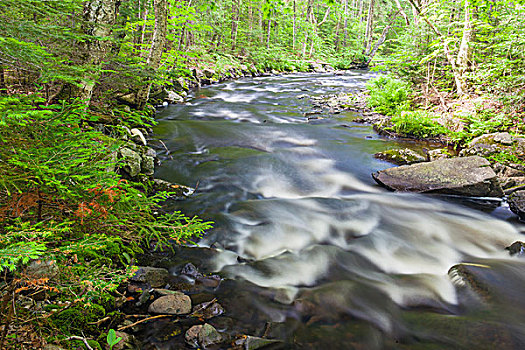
[{"left": 0, "top": 94, "right": 211, "bottom": 349}]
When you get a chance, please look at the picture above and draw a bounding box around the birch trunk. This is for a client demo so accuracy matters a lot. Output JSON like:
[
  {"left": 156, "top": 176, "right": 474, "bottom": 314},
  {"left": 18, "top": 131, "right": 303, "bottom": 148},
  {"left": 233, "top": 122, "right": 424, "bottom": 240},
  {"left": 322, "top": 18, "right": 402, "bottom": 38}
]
[
  {"left": 70, "top": 0, "right": 118, "bottom": 105},
  {"left": 136, "top": 0, "right": 168, "bottom": 109}
]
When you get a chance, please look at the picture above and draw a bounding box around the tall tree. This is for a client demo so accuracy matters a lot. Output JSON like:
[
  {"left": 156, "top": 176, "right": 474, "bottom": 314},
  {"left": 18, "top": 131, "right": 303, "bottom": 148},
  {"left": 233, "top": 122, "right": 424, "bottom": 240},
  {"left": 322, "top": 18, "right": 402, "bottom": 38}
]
[{"left": 135, "top": 0, "right": 168, "bottom": 109}]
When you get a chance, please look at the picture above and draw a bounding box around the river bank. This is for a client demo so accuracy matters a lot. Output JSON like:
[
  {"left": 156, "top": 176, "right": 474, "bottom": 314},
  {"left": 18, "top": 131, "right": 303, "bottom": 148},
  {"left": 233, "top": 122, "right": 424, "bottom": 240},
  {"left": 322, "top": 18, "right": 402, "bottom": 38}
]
[{"left": 112, "top": 72, "right": 525, "bottom": 349}]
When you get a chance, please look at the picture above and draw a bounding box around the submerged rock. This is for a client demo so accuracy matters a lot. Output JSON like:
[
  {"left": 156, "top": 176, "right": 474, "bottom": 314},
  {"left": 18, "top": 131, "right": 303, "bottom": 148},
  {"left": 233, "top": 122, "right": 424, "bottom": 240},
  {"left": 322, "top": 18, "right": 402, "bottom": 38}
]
[
  {"left": 372, "top": 156, "right": 503, "bottom": 197},
  {"left": 374, "top": 148, "right": 426, "bottom": 165},
  {"left": 130, "top": 266, "right": 169, "bottom": 288},
  {"left": 505, "top": 241, "right": 525, "bottom": 256},
  {"left": 508, "top": 190, "right": 525, "bottom": 221},
  {"left": 185, "top": 323, "right": 222, "bottom": 348},
  {"left": 148, "top": 294, "right": 192, "bottom": 315}
]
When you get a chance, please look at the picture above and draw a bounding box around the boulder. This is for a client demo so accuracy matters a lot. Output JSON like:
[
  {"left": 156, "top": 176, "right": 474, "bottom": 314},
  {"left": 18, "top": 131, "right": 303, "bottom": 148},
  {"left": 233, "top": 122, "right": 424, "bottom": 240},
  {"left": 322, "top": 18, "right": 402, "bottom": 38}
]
[
  {"left": 427, "top": 148, "right": 451, "bottom": 161},
  {"left": 508, "top": 190, "right": 525, "bottom": 221},
  {"left": 459, "top": 132, "right": 525, "bottom": 160},
  {"left": 505, "top": 241, "right": 525, "bottom": 256},
  {"left": 119, "top": 147, "right": 141, "bottom": 177},
  {"left": 372, "top": 156, "right": 503, "bottom": 197},
  {"left": 166, "top": 91, "right": 184, "bottom": 104},
  {"left": 141, "top": 155, "right": 155, "bottom": 176},
  {"left": 148, "top": 294, "right": 192, "bottom": 315},
  {"left": 374, "top": 148, "right": 426, "bottom": 165},
  {"left": 499, "top": 177, "right": 525, "bottom": 191},
  {"left": 130, "top": 266, "right": 169, "bottom": 288},
  {"left": 185, "top": 324, "right": 222, "bottom": 348}
]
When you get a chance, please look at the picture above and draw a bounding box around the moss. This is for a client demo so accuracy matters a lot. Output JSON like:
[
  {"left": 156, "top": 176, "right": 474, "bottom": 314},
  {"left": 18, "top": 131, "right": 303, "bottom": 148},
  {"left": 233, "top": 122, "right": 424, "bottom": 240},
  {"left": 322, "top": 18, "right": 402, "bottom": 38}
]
[{"left": 51, "top": 304, "right": 106, "bottom": 335}]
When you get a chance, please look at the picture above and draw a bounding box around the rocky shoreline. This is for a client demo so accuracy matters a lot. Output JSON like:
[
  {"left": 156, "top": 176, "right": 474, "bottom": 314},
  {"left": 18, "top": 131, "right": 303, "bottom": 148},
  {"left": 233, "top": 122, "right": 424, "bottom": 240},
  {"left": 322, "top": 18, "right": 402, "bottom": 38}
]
[{"left": 89, "top": 71, "right": 525, "bottom": 350}]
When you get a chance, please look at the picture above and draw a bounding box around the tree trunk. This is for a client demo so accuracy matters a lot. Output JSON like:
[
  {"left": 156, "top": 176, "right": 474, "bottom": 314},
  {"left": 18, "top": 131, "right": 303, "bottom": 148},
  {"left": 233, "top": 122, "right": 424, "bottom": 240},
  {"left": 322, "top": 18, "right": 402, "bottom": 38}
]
[
  {"left": 136, "top": 0, "right": 168, "bottom": 109},
  {"left": 393, "top": 0, "right": 409, "bottom": 25},
  {"left": 293, "top": 0, "right": 296, "bottom": 50},
  {"left": 68, "top": 0, "right": 118, "bottom": 105},
  {"left": 455, "top": 0, "right": 474, "bottom": 95},
  {"left": 343, "top": 0, "right": 348, "bottom": 47},
  {"left": 231, "top": 0, "right": 240, "bottom": 51},
  {"left": 366, "top": 13, "right": 398, "bottom": 64},
  {"left": 363, "top": 0, "right": 375, "bottom": 55}
]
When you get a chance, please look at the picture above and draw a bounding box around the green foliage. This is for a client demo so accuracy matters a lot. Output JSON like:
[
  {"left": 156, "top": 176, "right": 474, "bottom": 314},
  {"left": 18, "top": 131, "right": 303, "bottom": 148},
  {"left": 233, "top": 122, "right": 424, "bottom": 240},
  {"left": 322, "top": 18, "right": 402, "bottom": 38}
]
[
  {"left": 390, "top": 110, "right": 448, "bottom": 138},
  {"left": 366, "top": 75, "right": 411, "bottom": 116}
]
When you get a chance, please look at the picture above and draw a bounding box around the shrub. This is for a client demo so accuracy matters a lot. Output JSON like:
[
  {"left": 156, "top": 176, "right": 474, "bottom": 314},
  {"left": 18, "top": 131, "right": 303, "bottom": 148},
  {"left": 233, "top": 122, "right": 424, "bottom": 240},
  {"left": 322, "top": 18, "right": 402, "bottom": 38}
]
[
  {"left": 366, "top": 75, "right": 411, "bottom": 116},
  {"left": 390, "top": 110, "right": 448, "bottom": 138}
]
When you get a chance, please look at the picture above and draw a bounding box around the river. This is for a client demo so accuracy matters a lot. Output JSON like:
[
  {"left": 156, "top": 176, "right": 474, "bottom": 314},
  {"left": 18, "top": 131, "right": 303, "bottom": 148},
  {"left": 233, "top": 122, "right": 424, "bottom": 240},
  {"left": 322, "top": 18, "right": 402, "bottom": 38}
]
[{"left": 149, "top": 71, "right": 525, "bottom": 349}]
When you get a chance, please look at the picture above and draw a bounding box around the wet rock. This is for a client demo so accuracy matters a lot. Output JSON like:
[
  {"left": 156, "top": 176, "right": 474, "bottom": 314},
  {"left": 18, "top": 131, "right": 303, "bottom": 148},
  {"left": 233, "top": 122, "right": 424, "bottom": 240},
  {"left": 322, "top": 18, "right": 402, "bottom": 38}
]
[
  {"left": 505, "top": 241, "right": 525, "bottom": 256},
  {"left": 131, "top": 266, "right": 169, "bottom": 288},
  {"left": 181, "top": 263, "right": 202, "bottom": 278},
  {"left": 136, "top": 289, "right": 151, "bottom": 307},
  {"left": 110, "top": 331, "right": 139, "bottom": 350},
  {"left": 499, "top": 176, "right": 525, "bottom": 191},
  {"left": 154, "top": 289, "right": 186, "bottom": 297},
  {"left": 245, "top": 336, "right": 284, "bottom": 350},
  {"left": 166, "top": 91, "right": 184, "bottom": 104},
  {"left": 492, "top": 163, "right": 525, "bottom": 177},
  {"left": 374, "top": 148, "right": 426, "bottom": 165},
  {"left": 191, "top": 299, "right": 225, "bottom": 319},
  {"left": 372, "top": 156, "right": 503, "bottom": 197},
  {"left": 119, "top": 147, "right": 142, "bottom": 177},
  {"left": 508, "top": 190, "right": 525, "bottom": 221},
  {"left": 427, "top": 148, "right": 451, "bottom": 161},
  {"left": 148, "top": 294, "right": 192, "bottom": 315},
  {"left": 185, "top": 323, "right": 222, "bottom": 348}
]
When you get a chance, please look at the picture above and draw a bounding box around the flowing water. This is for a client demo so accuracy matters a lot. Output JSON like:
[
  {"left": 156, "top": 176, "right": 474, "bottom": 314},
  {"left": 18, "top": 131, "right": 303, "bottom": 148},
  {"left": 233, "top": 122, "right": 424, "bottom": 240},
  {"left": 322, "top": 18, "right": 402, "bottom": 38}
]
[{"left": 151, "top": 72, "right": 525, "bottom": 349}]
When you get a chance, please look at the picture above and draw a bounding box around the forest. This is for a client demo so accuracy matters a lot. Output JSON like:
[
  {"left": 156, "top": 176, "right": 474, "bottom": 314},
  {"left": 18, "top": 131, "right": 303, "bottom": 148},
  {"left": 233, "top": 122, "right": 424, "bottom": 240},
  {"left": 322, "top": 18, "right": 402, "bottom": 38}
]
[{"left": 1, "top": 0, "right": 525, "bottom": 348}]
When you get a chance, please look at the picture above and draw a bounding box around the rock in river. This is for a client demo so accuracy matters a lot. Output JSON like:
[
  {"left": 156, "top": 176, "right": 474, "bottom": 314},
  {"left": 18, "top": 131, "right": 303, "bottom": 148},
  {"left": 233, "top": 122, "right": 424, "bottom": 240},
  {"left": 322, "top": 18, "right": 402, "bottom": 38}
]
[
  {"left": 148, "top": 294, "right": 192, "bottom": 315},
  {"left": 508, "top": 190, "right": 525, "bottom": 221},
  {"left": 372, "top": 156, "right": 503, "bottom": 197}
]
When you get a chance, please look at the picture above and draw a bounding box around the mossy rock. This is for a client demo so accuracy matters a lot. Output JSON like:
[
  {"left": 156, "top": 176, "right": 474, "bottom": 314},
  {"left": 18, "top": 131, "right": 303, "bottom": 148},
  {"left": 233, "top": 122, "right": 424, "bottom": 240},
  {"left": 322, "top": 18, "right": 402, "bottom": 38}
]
[
  {"left": 374, "top": 148, "right": 426, "bottom": 165},
  {"left": 51, "top": 304, "right": 105, "bottom": 335}
]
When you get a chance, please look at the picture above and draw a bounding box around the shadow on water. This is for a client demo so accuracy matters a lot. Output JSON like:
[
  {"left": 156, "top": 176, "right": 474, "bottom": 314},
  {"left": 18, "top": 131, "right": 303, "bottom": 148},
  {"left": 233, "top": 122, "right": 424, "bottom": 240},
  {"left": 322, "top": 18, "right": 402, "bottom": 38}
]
[{"left": 146, "top": 72, "right": 525, "bottom": 349}]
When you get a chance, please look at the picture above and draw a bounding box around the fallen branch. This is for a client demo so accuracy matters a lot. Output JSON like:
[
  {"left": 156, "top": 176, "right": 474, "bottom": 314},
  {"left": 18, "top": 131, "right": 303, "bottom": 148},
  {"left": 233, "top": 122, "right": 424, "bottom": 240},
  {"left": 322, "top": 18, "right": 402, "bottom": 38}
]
[
  {"left": 67, "top": 336, "right": 93, "bottom": 350},
  {"left": 117, "top": 314, "right": 175, "bottom": 331}
]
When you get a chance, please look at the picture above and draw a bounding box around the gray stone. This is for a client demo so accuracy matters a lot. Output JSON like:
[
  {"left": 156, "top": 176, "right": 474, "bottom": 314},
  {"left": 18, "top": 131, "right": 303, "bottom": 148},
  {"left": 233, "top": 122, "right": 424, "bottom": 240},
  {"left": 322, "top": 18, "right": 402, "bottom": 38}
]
[
  {"left": 506, "top": 241, "right": 525, "bottom": 256},
  {"left": 141, "top": 155, "right": 155, "bottom": 176},
  {"left": 460, "top": 132, "right": 525, "bottom": 160},
  {"left": 119, "top": 147, "right": 141, "bottom": 177},
  {"left": 499, "top": 176, "right": 525, "bottom": 190},
  {"left": 372, "top": 156, "right": 503, "bottom": 197},
  {"left": 148, "top": 294, "right": 192, "bottom": 315},
  {"left": 154, "top": 289, "right": 186, "bottom": 297},
  {"left": 166, "top": 91, "right": 184, "bottom": 104},
  {"left": 110, "top": 331, "right": 139, "bottom": 350},
  {"left": 427, "top": 148, "right": 451, "bottom": 161},
  {"left": 245, "top": 336, "right": 283, "bottom": 350},
  {"left": 494, "top": 132, "right": 514, "bottom": 145},
  {"left": 374, "top": 148, "right": 426, "bottom": 165},
  {"left": 185, "top": 324, "right": 222, "bottom": 348},
  {"left": 130, "top": 128, "right": 147, "bottom": 146},
  {"left": 130, "top": 266, "right": 169, "bottom": 288},
  {"left": 508, "top": 190, "right": 525, "bottom": 221}
]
